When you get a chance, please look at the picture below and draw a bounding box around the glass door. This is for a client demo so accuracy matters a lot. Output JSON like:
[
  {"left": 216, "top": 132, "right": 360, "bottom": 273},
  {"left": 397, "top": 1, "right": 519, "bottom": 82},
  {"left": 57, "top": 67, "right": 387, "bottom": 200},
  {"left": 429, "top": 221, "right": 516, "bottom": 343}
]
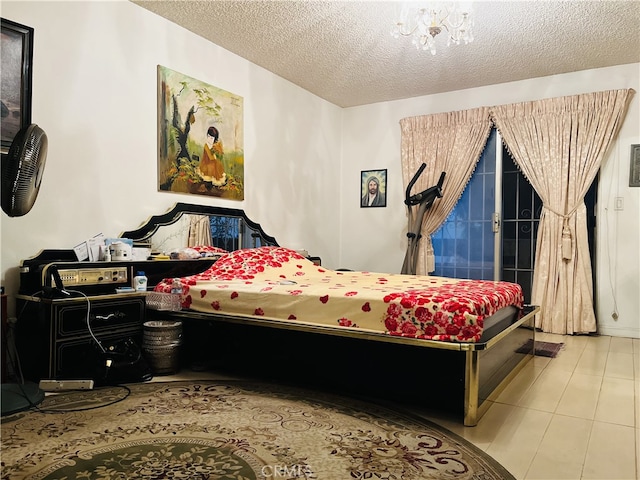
[
  {"left": 432, "top": 129, "right": 542, "bottom": 303},
  {"left": 501, "top": 148, "right": 542, "bottom": 303},
  {"left": 432, "top": 129, "right": 498, "bottom": 280}
]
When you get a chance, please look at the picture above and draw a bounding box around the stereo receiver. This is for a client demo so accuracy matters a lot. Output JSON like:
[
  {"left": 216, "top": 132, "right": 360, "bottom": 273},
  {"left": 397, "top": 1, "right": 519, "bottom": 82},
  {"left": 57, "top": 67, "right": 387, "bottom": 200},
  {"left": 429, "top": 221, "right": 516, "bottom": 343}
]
[{"left": 56, "top": 267, "right": 128, "bottom": 288}]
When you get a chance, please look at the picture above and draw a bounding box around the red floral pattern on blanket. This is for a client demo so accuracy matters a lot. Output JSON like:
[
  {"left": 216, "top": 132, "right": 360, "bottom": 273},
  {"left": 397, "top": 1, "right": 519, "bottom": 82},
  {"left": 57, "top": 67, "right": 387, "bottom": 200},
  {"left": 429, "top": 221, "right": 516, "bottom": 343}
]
[{"left": 155, "top": 247, "right": 524, "bottom": 342}]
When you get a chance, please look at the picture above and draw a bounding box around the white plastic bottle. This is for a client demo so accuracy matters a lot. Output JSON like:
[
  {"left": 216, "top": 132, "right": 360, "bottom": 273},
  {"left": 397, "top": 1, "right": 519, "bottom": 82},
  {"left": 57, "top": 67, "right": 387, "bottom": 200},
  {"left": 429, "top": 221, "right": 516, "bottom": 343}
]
[
  {"left": 134, "top": 271, "right": 148, "bottom": 292},
  {"left": 171, "top": 279, "right": 182, "bottom": 295}
]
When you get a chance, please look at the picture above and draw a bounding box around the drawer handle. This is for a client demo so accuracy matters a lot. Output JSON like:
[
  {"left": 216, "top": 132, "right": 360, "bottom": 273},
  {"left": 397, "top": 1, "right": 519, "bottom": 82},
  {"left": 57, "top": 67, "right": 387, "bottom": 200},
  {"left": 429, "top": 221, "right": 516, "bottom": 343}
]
[{"left": 91, "top": 311, "right": 127, "bottom": 321}]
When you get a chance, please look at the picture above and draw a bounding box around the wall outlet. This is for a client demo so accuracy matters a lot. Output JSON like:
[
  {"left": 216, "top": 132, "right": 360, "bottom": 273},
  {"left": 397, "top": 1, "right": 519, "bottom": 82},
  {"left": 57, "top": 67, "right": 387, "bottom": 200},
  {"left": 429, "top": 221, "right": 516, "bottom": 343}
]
[{"left": 614, "top": 197, "right": 624, "bottom": 211}]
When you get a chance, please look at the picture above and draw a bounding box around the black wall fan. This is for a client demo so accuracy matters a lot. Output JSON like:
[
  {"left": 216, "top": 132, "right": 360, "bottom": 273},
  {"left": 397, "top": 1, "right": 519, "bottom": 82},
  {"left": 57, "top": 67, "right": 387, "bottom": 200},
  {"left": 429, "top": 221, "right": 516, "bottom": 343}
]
[{"left": 1, "top": 123, "right": 48, "bottom": 217}]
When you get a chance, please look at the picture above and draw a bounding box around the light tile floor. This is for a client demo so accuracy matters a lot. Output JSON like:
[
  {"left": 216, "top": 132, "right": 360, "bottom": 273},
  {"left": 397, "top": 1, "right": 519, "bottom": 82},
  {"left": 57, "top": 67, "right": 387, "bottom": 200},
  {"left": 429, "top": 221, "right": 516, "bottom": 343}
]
[
  {"left": 160, "top": 334, "right": 639, "bottom": 480},
  {"left": 419, "top": 334, "right": 640, "bottom": 480}
]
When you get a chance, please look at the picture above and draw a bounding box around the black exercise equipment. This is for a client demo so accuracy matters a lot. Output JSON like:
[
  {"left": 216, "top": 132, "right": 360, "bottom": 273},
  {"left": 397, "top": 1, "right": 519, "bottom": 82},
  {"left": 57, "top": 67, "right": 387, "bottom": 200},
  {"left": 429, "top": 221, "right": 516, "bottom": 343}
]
[{"left": 401, "top": 163, "right": 445, "bottom": 275}]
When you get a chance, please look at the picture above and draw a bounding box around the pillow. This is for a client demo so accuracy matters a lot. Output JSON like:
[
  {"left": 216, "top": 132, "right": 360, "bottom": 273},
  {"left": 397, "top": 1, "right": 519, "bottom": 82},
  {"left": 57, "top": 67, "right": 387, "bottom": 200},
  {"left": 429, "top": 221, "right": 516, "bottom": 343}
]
[
  {"left": 190, "top": 245, "right": 229, "bottom": 256},
  {"left": 207, "top": 246, "right": 306, "bottom": 279},
  {"left": 169, "top": 247, "right": 202, "bottom": 259}
]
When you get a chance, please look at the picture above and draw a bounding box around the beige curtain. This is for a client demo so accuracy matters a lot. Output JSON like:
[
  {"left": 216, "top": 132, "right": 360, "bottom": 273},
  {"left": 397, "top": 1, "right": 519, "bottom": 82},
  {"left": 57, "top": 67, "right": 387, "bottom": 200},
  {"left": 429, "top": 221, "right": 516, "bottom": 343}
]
[
  {"left": 491, "top": 88, "right": 634, "bottom": 334},
  {"left": 400, "top": 107, "right": 493, "bottom": 274},
  {"left": 188, "top": 214, "right": 213, "bottom": 247}
]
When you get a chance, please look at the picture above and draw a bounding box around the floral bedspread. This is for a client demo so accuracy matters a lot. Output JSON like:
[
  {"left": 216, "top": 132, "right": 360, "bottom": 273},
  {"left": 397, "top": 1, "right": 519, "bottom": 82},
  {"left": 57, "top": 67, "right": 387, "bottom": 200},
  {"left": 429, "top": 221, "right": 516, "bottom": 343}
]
[{"left": 154, "top": 246, "right": 524, "bottom": 342}]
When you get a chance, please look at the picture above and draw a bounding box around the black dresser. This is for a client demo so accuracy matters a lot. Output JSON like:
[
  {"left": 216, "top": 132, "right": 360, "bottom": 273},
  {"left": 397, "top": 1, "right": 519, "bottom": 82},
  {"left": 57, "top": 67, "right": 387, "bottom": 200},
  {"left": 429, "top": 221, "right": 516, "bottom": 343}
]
[
  {"left": 14, "top": 249, "right": 217, "bottom": 382},
  {"left": 15, "top": 293, "right": 147, "bottom": 381}
]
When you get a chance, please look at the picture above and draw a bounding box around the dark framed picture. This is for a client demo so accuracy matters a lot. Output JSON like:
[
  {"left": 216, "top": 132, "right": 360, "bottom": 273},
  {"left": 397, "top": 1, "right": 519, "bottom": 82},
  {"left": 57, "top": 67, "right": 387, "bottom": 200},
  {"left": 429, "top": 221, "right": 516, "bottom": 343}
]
[
  {"left": 630, "top": 144, "right": 640, "bottom": 187},
  {"left": 361, "top": 169, "right": 387, "bottom": 208},
  {"left": 1, "top": 18, "right": 34, "bottom": 154}
]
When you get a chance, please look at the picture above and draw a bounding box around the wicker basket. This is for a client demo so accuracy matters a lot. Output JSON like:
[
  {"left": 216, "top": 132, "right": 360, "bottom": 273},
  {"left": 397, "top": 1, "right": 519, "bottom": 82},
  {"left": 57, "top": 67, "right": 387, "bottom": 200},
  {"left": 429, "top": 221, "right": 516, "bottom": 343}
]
[{"left": 145, "top": 292, "right": 182, "bottom": 312}]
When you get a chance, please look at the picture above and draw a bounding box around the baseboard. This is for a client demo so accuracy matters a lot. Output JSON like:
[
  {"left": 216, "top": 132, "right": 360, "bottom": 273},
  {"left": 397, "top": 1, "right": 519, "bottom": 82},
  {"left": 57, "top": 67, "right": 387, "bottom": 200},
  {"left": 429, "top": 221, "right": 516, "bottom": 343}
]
[{"left": 597, "top": 325, "right": 639, "bottom": 339}]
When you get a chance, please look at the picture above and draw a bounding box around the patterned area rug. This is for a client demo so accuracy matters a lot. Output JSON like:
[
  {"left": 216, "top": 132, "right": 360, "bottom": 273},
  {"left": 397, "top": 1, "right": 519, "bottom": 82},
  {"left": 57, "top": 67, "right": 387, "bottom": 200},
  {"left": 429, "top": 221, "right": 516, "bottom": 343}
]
[{"left": 1, "top": 381, "right": 515, "bottom": 479}]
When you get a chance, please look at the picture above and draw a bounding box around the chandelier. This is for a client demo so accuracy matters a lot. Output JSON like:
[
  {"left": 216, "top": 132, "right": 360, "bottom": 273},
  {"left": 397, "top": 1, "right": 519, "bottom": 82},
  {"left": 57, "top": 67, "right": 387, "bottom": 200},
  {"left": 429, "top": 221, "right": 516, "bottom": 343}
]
[{"left": 391, "top": 2, "right": 474, "bottom": 55}]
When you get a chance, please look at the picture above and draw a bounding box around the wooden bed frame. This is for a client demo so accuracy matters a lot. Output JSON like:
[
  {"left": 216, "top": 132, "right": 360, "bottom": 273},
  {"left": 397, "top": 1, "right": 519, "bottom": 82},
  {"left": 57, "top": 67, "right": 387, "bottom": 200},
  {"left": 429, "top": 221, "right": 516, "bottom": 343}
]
[{"left": 126, "top": 203, "right": 538, "bottom": 426}]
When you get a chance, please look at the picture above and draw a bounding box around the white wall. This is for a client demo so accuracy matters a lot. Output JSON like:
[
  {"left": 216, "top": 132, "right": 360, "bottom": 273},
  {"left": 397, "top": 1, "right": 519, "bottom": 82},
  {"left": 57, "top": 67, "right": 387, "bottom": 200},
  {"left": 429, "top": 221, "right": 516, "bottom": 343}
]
[
  {"left": 340, "top": 64, "right": 640, "bottom": 338},
  {"left": 0, "top": 1, "right": 343, "bottom": 314}
]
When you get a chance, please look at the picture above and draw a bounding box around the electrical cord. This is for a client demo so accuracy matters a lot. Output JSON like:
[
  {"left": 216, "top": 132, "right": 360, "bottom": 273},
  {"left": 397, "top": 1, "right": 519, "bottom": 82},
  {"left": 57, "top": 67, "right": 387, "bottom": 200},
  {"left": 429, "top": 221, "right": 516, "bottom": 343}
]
[
  {"left": 6, "top": 294, "right": 36, "bottom": 385},
  {"left": 1, "top": 294, "right": 44, "bottom": 413},
  {"left": 603, "top": 144, "right": 620, "bottom": 320},
  {"left": 3, "top": 295, "right": 111, "bottom": 416},
  {"left": 65, "top": 289, "right": 107, "bottom": 354},
  {"left": 37, "top": 288, "right": 110, "bottom": 354},
  {"left": 64, "top": 289, "right": 123, "bottom": 385},
  {"left": 4, "top": 289, "right": 130, "bottom": 415},
  {"left": 7, "top": 289, "right": 151, "bottom": 414},
  {"left": 4, "top": 320, "right": 43, "bottom": 413},
  {"left": 66, "top": 289, "right": 149, "bottom": 385}
]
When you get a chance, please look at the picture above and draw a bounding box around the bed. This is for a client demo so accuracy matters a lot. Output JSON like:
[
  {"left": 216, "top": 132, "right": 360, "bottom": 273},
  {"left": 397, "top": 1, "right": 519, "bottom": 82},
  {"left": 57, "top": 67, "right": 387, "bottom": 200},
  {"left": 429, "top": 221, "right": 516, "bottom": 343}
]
[
  {"left": 154, "top": 246, "right": 525, "bottom": 344},
  {"left": 123, "top": 203, "right": 538, "bottom": 426}
]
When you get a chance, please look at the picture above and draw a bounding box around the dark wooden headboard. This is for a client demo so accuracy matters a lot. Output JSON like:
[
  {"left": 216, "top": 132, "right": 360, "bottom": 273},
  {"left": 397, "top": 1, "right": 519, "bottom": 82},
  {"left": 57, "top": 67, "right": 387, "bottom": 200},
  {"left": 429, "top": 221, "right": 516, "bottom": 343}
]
[{"left": 120, "top": 203, "right": 279, "bottom": 252}]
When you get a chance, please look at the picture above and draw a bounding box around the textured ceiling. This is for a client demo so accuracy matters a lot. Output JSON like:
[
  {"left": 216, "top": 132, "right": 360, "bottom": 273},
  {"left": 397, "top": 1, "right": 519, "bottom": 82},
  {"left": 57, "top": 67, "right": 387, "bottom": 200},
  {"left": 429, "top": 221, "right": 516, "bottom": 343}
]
[{"left": 132, "top": 0, "right": 640, "bottom": 108}]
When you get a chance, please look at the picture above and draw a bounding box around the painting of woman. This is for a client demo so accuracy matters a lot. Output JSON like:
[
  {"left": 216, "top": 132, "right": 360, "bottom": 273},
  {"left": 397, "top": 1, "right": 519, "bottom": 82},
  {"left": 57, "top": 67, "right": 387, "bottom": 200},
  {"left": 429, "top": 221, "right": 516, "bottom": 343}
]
[{"left": 198, "top": 126, "right": 226, "bottom": 186}]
